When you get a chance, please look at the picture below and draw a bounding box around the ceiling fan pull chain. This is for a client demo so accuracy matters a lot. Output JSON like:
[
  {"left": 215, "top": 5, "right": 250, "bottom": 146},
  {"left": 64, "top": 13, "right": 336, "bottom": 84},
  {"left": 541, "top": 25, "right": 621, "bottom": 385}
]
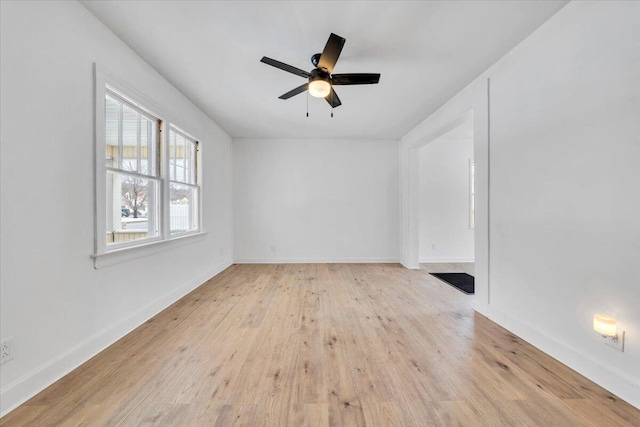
[
  {"left": 331, "top": 107, "right": 334, "bottom": 118},
  {"left": 306, "top": 91, "right": 309, "bottom": 117}
]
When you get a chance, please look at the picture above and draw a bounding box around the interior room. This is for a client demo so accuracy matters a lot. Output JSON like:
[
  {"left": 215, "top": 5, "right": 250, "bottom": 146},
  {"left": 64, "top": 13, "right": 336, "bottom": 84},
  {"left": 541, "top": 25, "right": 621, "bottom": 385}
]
[{"left": 1, "top": 1, "right": 639, "bottom": 425}]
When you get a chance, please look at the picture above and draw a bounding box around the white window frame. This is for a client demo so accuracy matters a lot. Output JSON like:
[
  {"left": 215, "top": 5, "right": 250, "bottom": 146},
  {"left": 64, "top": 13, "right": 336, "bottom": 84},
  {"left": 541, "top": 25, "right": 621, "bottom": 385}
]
[
  {"left": 167, "top": 125, "right": 201, "bottom": 237},
  {"left": 104, "top": 88, "right": 162, "bottom": 250},
  {"left": 93, "top": 64, "right": 204, "bottom": 264}
]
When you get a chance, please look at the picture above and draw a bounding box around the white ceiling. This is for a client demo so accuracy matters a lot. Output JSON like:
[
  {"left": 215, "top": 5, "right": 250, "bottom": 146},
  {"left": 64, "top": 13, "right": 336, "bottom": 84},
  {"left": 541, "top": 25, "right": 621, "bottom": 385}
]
[{"left": 81, "top": 1, "right": 568, "bottom": 139}]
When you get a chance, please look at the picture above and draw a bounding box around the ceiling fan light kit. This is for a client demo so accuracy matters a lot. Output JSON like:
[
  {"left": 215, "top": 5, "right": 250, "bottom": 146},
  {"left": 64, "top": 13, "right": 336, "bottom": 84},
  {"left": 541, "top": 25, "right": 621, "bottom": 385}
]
[
  {"left": 308, "top": 71, "right": 331, "bottom": 98},
  {"left": 308, "top": 80, "right": 331, "bottom": 98},
  {"left": 260, "top": 33, "right": 380, "bottom": 112}
]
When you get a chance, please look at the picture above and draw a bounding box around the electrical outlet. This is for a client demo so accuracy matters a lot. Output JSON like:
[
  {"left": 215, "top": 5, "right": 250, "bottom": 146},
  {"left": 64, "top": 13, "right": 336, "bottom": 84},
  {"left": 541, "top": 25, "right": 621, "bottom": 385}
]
[
  {"left": 603, "top": 330, "right": 625, "bottom": 352},
  {"left": 1, "top": 337, "right": 14, "bottom": 364}
]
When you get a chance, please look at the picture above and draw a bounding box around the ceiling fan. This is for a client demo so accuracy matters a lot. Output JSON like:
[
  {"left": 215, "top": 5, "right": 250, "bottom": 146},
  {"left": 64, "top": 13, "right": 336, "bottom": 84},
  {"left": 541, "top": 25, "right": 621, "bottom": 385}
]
[{"left": 260, "top": 33, "right": 381, "bottom": 109}]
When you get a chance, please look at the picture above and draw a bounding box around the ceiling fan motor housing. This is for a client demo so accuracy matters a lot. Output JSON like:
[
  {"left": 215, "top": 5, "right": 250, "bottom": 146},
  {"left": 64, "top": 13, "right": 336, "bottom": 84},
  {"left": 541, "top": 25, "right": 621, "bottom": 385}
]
[{"left": 309, "top": 68, "right": 330, "bottom": 83}]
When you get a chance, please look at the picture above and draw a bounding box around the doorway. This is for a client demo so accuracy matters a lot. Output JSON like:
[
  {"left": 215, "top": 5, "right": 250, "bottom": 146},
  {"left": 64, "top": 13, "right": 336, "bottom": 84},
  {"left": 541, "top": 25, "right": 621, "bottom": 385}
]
[{"left": 417, "top": 115, "right": 475, "bottom": 276}]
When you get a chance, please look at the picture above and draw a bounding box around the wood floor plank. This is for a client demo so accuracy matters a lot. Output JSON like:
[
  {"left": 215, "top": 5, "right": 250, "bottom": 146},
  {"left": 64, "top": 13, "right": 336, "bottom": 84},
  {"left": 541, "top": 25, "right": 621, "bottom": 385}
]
[
  {"left": 213, "top": 404, "right": 257, "bottom": 427},
  {"left": 361, "top": 400, "right": 409, "bottom": 427},
  {"left": 2, "top": 263, "right": 639, "bottom": 427},
  {"left": 300, "top": 402, "right": 329, "bottom": 427}
]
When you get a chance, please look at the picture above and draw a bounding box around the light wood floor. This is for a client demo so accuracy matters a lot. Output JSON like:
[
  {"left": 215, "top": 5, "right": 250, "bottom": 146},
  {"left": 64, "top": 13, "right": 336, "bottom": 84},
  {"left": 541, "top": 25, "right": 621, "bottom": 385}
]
[{"left": 2, "top": 263, "right": 638, "bottom": 426}]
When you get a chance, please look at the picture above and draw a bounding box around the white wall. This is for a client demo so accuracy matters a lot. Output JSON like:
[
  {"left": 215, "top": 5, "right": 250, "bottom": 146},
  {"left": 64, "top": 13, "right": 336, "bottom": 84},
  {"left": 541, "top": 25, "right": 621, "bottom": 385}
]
[
  {"left": 0, "top": 1, "right": 233, "bottom": 415},
  {"left": 419, "top": 135, "right": 474, "bottom": 263},
  {"left": 233, "top": 138, "right": 399, "bottom": 263},
  {"left": 401, "top": 1, "right": 639, "bottom": 408},
  {"left": 488, "top": 0, "right": 640, "bottom": 405}
]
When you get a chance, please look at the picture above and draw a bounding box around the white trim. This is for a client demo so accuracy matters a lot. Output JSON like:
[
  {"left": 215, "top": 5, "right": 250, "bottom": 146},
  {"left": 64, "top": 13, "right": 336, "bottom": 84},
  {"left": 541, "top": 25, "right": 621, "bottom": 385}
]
[
  {"left": 105, "top": 167, "right": 159, "bottom": 182},
  {"left": 233, "top": 258, "right": 400, "bottom": 264},
  {"left": 0, "top": 259, "right": 233, "bottom": 417},
  {"left": 106, "top": 88, "right": 160, "bottom": 127},
  {"left": 170, "top": 125, "right": 199, "bottom": 148},
  {"left": 97, "top": 65, "right": 172, "bottom": 120},
  {"left": 419, "top": 257, "right": 475, "bottom": 263},
  {"left": 403, "top": 109, "right": 474, "bottom": 269},
  {"left": 102, "top": 233, "right": 164, "bottom": 254},
  {"left": 476, "top": 306, "right": 640, "bottom": 410},
  {"left": 94, "top": 64, "right": 106, "bottom": 254},
  {"left": 91, "top": 231, "right": 207, "bottom": 269},
  {"left": 161, "top": 119, "right": 171, "bottom": 239},
  {"left": 168, "top": 126, "right": 201, "bottom": 237},
  {"left": 469, "top": 158, "right": 475, "bottom": 229},
  {"left": 406, "top": 112, "right": 473, "bottom": 151},
  {"left": 95, "top": 64, "right": 167, "bottom": 257},
  {"left": 166, "top": 122, "right": 202, "bottom": 146},
  {"left": 400, "top": 110, "right": 476, "bottom": 270},
  {"left": 94, "top": 64, "right": 204, "bottom": 262}
]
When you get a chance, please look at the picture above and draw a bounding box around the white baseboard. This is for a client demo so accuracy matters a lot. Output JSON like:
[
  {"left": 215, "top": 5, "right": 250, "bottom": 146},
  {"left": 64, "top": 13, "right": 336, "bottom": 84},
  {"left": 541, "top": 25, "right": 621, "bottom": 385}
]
[
  {"left": 419, "top": 257, "right": 475, "bottom": 263},
  {"left": 233, "top": 257, "right": 400, "bottom": 264},
  {"left": 0, "top": 258, "right": 233, "bottom": 417},
  {"left": 401, "top": 263, "right": 421, "bottom": 270},
  {"left": 477, "top": 305, "right": 640, "bottom": 410}
]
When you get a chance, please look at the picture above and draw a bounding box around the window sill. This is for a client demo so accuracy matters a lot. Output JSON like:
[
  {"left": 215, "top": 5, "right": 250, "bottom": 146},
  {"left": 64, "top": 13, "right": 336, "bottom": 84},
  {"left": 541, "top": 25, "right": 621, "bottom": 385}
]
[{"left": 91, "top": 231, "right": 208, "bottom": 269}]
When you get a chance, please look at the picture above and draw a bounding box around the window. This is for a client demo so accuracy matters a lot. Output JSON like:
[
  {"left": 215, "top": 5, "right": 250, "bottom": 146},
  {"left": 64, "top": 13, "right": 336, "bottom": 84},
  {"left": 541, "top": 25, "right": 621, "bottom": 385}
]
[
  {"left": 169, "top": 127, "right": 199, "bottom": 234},
  {"left": 105, "top": 90, "right": 160, "bottom": 246},
  {"left": 94, "top": 67, "right": 202, "bottom": 258}
]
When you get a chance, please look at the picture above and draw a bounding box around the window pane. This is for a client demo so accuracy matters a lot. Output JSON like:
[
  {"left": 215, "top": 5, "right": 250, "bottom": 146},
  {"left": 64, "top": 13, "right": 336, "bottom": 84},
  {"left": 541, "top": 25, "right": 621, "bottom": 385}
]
[
  {"left": 176, "top": 134, "right": 185, "bottom": 182},
  {"left": 105, "top": 95, "right": 120, "bottom": 168},
  {"left": 169, "top": 130, "right": 176, "bottom": 180},
  {"left": 106, "top": 171, "right": 158, "bottom": 245},
  {"left": 183, "top": 143, "right": 190, "bottom": 183},
  {"left": 141, "top": 116, "right": 148, "bottom": 174},
  {"left": 106, "top": 92, "right": 157, "bottom": 177},
  {"left": 170, "top": 183, "right": 198, "bottom": 234},
  {"left": 140, "top": 116, "right": 156, "bottom": 176},
  {"left": 122, "top": 104, "right": 139, "bottom": 173},
  {"left": 169, "top": 128, "right": 197, "bottom": 184},
  {"left": 189, "top": 141, "right": 196, "bottom": 184}
]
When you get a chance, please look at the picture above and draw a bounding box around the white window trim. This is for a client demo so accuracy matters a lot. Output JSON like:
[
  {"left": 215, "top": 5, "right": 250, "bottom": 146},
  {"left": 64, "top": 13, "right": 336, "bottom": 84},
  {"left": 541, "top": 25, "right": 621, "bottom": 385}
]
[
  {"left": 105, "top": 88, "right": 161, "bottom": 249},
  {"left": 93, "top": 64, "right": 204, "bottom": 266},
  {"left": 91, "top": 231, "right": 208, "bottom": 269},
  {"left": 166, "top": 125, "right": 202, "bottom": 238}
]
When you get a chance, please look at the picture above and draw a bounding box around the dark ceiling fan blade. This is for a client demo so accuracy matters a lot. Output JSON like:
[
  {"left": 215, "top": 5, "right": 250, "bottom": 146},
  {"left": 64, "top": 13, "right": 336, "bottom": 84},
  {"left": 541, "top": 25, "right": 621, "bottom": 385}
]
[
  {"left": 317, "top": 33, "right": 346, "bottom": 74},
  {"left": 260, "top": 57, "right": 310, "bottom": 78},
  {"left": 331, "top": 73, "right": 381, "bottom": 85},
  {"left": 279, "top": 83, "right": 309, "bottom": 100},
  {"left": 325, "top": 87, "right": 342, "bottom": 108}
]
